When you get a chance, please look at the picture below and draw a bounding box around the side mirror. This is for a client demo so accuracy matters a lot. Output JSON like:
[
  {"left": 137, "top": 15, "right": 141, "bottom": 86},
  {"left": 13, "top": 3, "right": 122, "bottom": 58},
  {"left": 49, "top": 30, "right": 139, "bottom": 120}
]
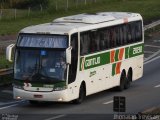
[
  {"left": 66, "top": 46, "right": 72, "bottom": 64},
  {"left": 6, "top": 44, "right": 15, "bottom": 62}
]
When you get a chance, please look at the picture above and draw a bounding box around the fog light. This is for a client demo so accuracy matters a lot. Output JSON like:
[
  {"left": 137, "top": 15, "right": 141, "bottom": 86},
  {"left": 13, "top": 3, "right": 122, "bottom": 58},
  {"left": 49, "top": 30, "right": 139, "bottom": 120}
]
[
  {"left": 16, "top": 96, "right": 22, "bottom": 99},
  {"left": 58, "top": 98, "right": 63, "bottom": 101}
]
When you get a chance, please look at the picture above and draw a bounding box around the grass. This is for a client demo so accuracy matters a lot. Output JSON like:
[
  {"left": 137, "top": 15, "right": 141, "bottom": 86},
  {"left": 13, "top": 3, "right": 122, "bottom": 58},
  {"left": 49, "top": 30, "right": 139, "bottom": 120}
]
[
  {"left": 0, "top": 54, "right": 13, "bottom": 69},
  {"left": 0, "top": 0, "right": 160, "bottom": 35},
  {"left": 0, "top": 74, "right": 13, "bottom": 86}
]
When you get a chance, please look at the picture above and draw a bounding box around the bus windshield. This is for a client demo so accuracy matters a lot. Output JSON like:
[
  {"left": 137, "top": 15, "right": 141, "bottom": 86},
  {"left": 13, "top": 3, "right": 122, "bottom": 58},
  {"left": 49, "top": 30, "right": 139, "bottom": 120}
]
[
  {"left": 14, "top": 49, "right": 67, "bottom": 84},
  {"left": 17, "top": 34, "right": 68, "bottom": 48}
]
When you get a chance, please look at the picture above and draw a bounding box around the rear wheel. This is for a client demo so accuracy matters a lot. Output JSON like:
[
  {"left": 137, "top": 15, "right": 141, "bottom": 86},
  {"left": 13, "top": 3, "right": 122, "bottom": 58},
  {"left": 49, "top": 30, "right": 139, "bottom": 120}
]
[
  {"left": 124, "top": 69, "right": 132, "bottom": 89},
  {"left": 29, "top": 100, "right": 38, "bottom": 105},
  {"left": 73, "top": 84, "right": 86, "bottom": 104},
  {"left": 117, "top": 71, "right": 126, "bottom": 91}
]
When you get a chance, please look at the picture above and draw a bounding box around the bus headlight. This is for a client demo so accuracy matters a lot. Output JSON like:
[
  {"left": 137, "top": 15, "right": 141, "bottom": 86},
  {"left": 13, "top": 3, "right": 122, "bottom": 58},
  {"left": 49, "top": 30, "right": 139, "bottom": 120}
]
[
  {"left": 16, "top": 96, "right": 22, "bottom": 99},
  {"left": 58, "top": 98, "right": 63, "bottom": 101}
]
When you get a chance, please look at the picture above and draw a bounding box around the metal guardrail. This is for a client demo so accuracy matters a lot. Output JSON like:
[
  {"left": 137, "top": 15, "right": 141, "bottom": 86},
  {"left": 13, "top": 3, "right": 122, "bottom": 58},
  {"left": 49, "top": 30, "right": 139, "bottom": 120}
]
[
  {"left": 144, "top": 20, "right": 160, "bottom": 31},
  {"left": 0, "top": 68, "right": 13, "bottom": 76}
]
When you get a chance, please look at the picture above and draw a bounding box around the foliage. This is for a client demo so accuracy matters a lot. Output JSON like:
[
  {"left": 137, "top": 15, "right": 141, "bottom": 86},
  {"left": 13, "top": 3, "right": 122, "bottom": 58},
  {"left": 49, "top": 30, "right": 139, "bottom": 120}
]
[
  {"left": 0, "top": 53, "right": 12, "bottom": 69},
  {"left": 0, "top": 0, "right": 49, "bottom": 8}
]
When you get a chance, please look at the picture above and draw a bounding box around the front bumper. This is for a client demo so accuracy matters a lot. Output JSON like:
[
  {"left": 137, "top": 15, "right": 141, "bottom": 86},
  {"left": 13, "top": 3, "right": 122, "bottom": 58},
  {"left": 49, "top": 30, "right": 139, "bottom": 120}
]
[{"left": 13, "top": 87, "right": 71, "bottom": 102}]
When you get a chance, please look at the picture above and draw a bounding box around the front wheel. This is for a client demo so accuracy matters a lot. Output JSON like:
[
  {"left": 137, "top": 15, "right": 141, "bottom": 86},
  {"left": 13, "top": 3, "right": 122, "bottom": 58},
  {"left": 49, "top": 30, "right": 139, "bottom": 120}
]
[
  {"left": 29, "top": 100, "right": 38, "bottom": 105},
  {"left": 73, "top": 84, "right": 86, "bottom": 104}
]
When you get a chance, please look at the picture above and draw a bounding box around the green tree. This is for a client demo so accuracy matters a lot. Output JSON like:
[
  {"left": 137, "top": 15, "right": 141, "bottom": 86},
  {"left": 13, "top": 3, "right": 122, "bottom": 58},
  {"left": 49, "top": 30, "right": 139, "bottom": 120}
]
[{"left": 0, "top": 0, "right": 49, "bottom": 9}]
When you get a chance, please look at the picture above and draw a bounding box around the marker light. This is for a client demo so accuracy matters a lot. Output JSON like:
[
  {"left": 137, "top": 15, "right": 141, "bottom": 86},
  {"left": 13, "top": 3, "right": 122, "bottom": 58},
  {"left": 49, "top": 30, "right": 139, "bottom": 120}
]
[
  {"left": 16, "top": 96, "right": 22, "bottom": 99},
  {"left": 58, "top": 98, "right": 63, "bottom": 101}
]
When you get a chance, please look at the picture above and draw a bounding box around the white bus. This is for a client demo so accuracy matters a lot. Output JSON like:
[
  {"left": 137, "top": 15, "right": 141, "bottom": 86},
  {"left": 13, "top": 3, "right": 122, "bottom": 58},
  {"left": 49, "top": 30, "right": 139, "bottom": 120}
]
[{"left": 6, "top": 12, "right": 144, "bottom": 104}]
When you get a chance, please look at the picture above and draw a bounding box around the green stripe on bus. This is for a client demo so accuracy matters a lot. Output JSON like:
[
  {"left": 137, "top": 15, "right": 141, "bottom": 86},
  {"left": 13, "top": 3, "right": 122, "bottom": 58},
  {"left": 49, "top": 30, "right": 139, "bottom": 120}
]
[
  {"left": 125, "top": 47, "right": 129, "bottom": 59},
  {"left": 80, "top": 43, "right": 143, "bottom": 71},
  {"left": 129, "top": 44, "right": 144, "bottom": 58},
  {"left": 115, "top": 49, "right": 119, "bottom": 62},
  {"left": 112, "top": 63, "right": 116, "bottom": 76},
  {"left": 80, "top": 52, "right": 110, "bottom": 71}
]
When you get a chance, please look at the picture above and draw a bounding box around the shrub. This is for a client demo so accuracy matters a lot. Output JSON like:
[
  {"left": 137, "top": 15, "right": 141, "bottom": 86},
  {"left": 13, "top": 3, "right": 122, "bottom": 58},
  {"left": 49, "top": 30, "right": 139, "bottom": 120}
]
[{"left": 0, "top": 0, "right": 49, "bottom": 9}]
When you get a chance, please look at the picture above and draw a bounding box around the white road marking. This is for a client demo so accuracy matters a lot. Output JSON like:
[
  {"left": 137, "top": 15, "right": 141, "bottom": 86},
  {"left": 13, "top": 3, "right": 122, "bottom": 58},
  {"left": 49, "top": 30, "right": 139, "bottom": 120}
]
[
  {"left": 145, "top": 44, "right": 160, "bottom": 48},
  {"left": 44, "top": 115, "right": 66, "bottom": 120},
  {"left": 103, "top": 100, "right": 113, "bottom": 105},
  {"left": 144, "top": 50, "right": 160, "bottom": 62},
  {"left": 2, "top": 90, "right": 13, "bottom": 94},
  {"left": 0, "top": 100, "right": 26, "bottom": 106},
  {"left": 144, "top": 51, "right": 155, "bottom": 54},
  {"left": 0, "top": 104, "right": 18, "bottom": 110},
  {"left": 0, "top": 102, "right": 5, "bottom": 106},
  {"left": 154, "top": 84, "right": 160, "bottom": 88},
  {"left": 144, "top": 55, "right": 160, "bottom": 65}
]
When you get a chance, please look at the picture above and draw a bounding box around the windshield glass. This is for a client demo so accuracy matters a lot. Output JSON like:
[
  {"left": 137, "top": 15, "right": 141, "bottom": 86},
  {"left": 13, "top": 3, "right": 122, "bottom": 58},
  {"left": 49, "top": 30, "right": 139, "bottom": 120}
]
[
  {"left": 17, "top": 34, "right": 68, "bottom": 48},
  {"left": 14, "top": 49, "right": 67, "bottom": 83}
]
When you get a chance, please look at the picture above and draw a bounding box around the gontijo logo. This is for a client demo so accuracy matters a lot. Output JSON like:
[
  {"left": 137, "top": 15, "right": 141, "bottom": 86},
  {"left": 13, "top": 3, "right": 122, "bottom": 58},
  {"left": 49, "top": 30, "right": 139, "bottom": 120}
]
[
  {"left": 85, "top": 57, "right": 100, "bottom": 67},
  {"left": 80, "top": 43, "right": 143, "bottom": 71},
  {"left": 81, "top": 56, "right": 101, "bottom": 71}
]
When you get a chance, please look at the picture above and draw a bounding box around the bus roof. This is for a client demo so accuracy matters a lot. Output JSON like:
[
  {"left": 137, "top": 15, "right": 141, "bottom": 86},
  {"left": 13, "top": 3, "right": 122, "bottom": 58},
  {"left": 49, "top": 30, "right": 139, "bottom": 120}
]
[{"left": 20, "top": 12, "right": 142, "bottom": 35}]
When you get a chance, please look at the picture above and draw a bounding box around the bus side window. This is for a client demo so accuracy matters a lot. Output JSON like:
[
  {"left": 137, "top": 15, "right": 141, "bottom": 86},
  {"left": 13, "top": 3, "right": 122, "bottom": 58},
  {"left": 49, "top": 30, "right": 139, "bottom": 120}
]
[
  {"left": 95, "top": 31, "right": 100, "bottom": 51},
  {"left": 80, "top": 32, "right": 90, "bottom": 55},
  {"left": 119, "top": 26, "right": 123, "bottom": 45},
  {"left": 90, "top": 30, "right": 100, "bottom": 53},
  {"left": 136, "top": 21, "right": 142, "bottom": 42},
  {"left": 99, "top": 30, "right": 106, "bottom": 50},
  {"left": 123, "top": 25, "right": 127, "bottom": 44},
  {"left": 115, "top": 26, "right": 121, "bottom": 46},
  {"left": 110, "top": 28, "right": 116, "bottom": 48},
  {"left": 105, "top": 29, "right": 110, "bottom": 49},
  {"left": 68, "top": 33, "right": 78, "bottom": 84},
  {"left": 89, "top": 31, "right": 95, "bottom": 53},
  {"left": 127, "top": 23, "right": 132, "bottom": 43},
  {"left": 131, "top": 22, "right": 136, "bottom": 42}
]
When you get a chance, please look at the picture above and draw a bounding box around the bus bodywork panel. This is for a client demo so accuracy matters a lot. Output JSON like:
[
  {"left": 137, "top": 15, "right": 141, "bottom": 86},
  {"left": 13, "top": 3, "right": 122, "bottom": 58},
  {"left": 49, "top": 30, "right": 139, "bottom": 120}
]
[{"left": 78, "top": 43, "right": 143, "bottom": 96}]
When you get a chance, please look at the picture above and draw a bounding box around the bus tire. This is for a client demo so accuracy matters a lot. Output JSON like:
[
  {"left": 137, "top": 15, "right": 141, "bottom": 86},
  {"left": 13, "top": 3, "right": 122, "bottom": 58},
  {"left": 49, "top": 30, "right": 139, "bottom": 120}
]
[
  {"left": 124, "top": 69, "right": 132, "bottom": 89},
  {"left": 29, "top": 100, "right": 38, "bottom": 105},
  {"left": 73, "top": 83, "right": 86, "bottom": 104},
  {"left": 117, "top": 71, "right": 126, "bottom": 91}
]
